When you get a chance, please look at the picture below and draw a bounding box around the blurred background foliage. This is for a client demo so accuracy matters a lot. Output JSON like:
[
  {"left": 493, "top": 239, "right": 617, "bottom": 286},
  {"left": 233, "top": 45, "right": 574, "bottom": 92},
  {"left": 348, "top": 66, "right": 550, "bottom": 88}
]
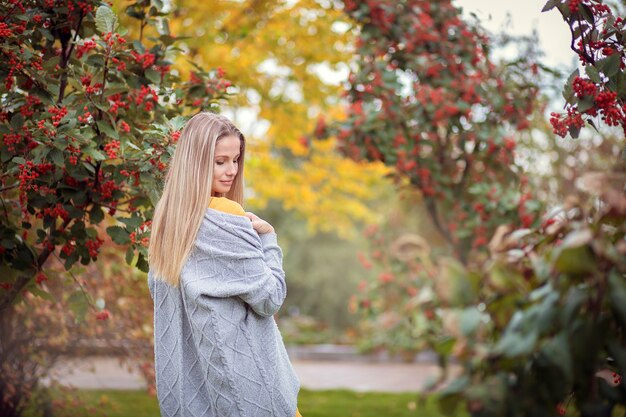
[{"left": 112, "top": 0, "right": 392, "bottom": 238}]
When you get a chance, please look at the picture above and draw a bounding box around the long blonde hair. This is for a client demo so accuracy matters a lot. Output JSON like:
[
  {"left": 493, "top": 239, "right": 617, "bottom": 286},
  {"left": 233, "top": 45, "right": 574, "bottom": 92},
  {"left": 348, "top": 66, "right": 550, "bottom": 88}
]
[{"left": 148, "top": 112, "right": 246, "bottom": 286}]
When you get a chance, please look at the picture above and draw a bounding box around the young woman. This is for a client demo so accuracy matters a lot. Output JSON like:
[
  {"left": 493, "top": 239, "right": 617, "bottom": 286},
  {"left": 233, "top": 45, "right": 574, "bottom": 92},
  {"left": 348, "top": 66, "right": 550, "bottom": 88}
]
[{"left": 147, "top": 112, "right": 302, "bottom": 417}]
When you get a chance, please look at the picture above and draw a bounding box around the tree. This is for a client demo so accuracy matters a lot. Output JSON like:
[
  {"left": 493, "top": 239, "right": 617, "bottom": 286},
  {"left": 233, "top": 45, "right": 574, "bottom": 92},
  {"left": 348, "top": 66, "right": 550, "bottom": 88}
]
[
  {"left": 0, "top": 0, "right": 229, "bottom": 413},
  {"left": 331, "top": 0, "right": 545, "bottom": 355},
  {"left": 333, "top": 0, "right": 544, "bottom": 261}
]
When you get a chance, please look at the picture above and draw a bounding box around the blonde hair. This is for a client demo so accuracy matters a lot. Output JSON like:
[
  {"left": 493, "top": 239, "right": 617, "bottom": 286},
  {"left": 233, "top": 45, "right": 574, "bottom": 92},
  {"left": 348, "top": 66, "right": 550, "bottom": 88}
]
[{"left": 148, "top": 112, "right": 246, "bottom": 286}]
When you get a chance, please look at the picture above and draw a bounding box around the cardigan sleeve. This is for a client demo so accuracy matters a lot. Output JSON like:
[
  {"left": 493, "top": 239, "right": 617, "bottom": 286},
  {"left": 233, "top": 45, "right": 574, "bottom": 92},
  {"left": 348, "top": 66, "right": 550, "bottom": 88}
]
[{"left": 182, "top": 219, "right": 287, "bottom": 318}]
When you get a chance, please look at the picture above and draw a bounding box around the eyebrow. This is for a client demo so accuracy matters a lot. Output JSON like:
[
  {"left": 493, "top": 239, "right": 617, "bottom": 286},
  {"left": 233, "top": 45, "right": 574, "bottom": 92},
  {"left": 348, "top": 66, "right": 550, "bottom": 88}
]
[{"left": 215, "top": 153, "right": 240, "bottom": 158}]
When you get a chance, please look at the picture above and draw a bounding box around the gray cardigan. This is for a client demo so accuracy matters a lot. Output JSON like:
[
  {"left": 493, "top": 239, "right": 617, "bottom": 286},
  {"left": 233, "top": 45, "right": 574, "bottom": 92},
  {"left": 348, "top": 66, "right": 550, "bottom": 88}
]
[{"left": 148, "top": 207, "right": 300, "bottom": 417}]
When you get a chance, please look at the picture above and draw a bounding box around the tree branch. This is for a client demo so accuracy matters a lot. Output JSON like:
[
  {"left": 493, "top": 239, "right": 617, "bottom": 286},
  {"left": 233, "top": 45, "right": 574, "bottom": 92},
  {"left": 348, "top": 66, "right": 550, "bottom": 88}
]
[
  {"left": 0, "top": 184, "right": 18, "bottom": 193},
  {"left": 57, "top": 13, "right": 84, "bottom": 104}
]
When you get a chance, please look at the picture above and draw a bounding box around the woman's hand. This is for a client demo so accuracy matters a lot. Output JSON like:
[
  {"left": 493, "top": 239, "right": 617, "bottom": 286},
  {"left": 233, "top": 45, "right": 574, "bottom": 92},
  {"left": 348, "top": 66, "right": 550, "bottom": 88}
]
[{"left": 245, "top": 212, "right": 275, "bottom": 234}]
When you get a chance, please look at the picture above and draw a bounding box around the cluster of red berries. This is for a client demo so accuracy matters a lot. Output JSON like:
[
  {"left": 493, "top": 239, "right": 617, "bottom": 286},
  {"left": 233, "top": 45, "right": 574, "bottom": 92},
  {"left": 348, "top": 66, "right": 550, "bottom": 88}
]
[
  {"left": 85, "top": 237, "right": 104, "bottom": 258},
  {"left": 108, "top": 93, "right": 130, "bottom": 114},
  {"left": 0, "top": 22, "right": 13, "bottom": 37},
  {"left": 38, "top": 203, "right": 70, "bottom": 221},
  {"left": 103, "top": 31, "right": 126, "bottom": 47},
  {"left": 569, "top": 0, "right": 582, "bottom": 13},
  {"left": 131, "top": 51, "right": 156, "bottom": 69},
  {"left": 132, "top": 85, "right": 158, "bottom": 111},
  {"left": 119, "top": 121, "right": 131, "bottom": 133},
  {"left": 103, "top": 140, "right": 120, "bottom": 159},
  {"left": 129, "top": 231, "right": 149, "bottom": 247},
  {"left": 5, "top": 52, "right": 23, "bottom": 90},
  {"left": 550, "top": 109, "right": 585, "bottom": 138},
  {"left": 95, "top": 309, "right": 110, "bottom": 321},
  {"left": 76, "top": 39, "right": 97, "bottom": 59},
  {"left": 98, "top": 179, "right": 118, "bottom": 200},
  {"left": 67, "top": 1, "right": 95, "bottom": 17},
  {"left": 592, "top": 3, "right": 611, "bottom": 14},
  {"left": 35, "top": 272, "right": 47, "bottom": 285},
  {"left": 594, "top": 90, "right": 617, "bottom": 109},
  {"left": 77, "top": 106, "right": 92, "bottom": 125},
  {"left": 48, "top": 106, "right": 68, "bottom": 127},
  {"left": 61, "top": 239, "right": 76, "bottom": 256},
  {"left": 85, "top": 82, "right": 103, "bottom": 95},
  {"left": 20, "top": 95, "right": 42, "bottom": 118},
  {"left": 572, "top": 77, "right": 597, "bottom": 98},
  {"left": 472, "top": 225, "right": 488, "bottom": 249},
  {"left": 3, "top": 133, "right": 22, "bottom": 153},
  {"left": 17, "top": 161, "right": 40, "bottom": 187},
  {"left": 65, "top": 143, "right": 81, "bottom": 165}
]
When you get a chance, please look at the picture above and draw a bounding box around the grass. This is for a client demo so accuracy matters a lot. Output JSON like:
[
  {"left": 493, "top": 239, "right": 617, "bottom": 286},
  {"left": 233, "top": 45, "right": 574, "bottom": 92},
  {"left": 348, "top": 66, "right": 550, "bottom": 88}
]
[{"left": 39, "top": 388, "right": 466, "bottom": 417}]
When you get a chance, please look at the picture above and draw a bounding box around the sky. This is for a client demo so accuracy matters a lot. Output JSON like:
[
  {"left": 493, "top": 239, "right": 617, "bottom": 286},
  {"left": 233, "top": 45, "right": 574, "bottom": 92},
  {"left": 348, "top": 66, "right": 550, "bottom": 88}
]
[{"left": 454, "top": 0, "right": 576, "bottom": 71}]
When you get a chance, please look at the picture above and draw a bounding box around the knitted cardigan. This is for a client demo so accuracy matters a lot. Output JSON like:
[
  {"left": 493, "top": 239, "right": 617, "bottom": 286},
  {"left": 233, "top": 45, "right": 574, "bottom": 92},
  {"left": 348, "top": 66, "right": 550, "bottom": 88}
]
[{"left": 147, "top": 207, "right": 300, "bottom": 417}]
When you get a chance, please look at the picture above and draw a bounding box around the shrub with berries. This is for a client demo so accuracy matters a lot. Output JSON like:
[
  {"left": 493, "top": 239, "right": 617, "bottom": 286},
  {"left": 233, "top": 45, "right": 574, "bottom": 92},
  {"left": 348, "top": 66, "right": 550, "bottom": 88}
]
[
  {"left": 0, "top": 0, "right": 232, "bottom": 310},
  {"left": 0, "top": 0, "right": 233, "bottom": 414}
]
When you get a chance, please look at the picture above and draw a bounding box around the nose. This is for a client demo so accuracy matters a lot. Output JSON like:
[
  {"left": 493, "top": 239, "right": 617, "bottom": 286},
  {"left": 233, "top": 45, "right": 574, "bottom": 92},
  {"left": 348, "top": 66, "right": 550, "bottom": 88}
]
[{"left": 226, "top": 162, "right": 237, "bottom": 176}]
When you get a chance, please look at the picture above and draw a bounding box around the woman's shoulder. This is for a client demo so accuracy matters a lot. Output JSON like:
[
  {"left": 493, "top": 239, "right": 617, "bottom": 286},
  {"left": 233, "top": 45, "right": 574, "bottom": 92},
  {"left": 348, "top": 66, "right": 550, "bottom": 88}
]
[{"left": 208, "top": 197, "right": 246, "bottom": 217}]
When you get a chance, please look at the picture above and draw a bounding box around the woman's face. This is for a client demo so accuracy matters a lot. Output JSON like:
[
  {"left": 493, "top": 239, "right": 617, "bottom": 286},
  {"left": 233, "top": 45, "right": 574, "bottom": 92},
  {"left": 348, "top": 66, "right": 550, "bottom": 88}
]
[{"left": 212, "top": 135, "right": 240, "bottom": 195}]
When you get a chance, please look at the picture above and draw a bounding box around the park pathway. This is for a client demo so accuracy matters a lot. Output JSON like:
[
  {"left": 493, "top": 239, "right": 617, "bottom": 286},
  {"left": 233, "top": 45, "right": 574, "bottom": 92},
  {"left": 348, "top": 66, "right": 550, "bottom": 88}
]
[{"left": 51, "top": 356, "right": 459, "bottom": 393}]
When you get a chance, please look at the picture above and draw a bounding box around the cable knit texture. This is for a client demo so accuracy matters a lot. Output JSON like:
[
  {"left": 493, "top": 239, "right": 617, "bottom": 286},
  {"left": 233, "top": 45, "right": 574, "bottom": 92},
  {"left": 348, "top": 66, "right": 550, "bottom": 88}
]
[{"left": 148, "top": 207, "right": 300, "bottom": 417}]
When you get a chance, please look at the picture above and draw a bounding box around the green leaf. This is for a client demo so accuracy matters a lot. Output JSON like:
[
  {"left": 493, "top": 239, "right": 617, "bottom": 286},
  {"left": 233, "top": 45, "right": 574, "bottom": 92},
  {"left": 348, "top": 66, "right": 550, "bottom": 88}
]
[
  {"left": 494, "top": 330, "right": 538, "bottom": 357},
  {"left": 145, "top": 68, "right": 162, "bottom": 84},
  {"left": 10, "top": 113, "right": 24, "bottom": 130},
  {"left": 561, "top": 286, "right": 586, "bottom": 325},
  {"left": 125, "top": 246, "right": 135, "bottom": 265},
  {"left": 84, "top": 147, "right": 107, "bottom": 161},
  {"left": 30, "top": 286, "right": 55, "bottom": 302},
  {"left": 541, "top": 333, "right": 573, "bottom": 384},
  {"left": 97, "top": 120, "right": 119, "bottom": 140},
  {"left": 436, "top": 257, "right": 477, "bottom": 306},
  {"left": 440, "top": 375, "right": 469, "bottom": 395},
  {"left": 608, "top": 270, "right": 626, "bottom": 326},
  {"left": 168, "top": 116, "right": 188, "bottom": 132},
  {"left": 136, "top": 253, "right": 149, "bottom": 272},
  {"left": 585, "top": 65, "right": 602, "bottom": 83},
  {"left": 598, "top": 54, "right": 621, "bottom": 78},
  {"left": 568, "top": 123, "right": 581, "bottom": 139},
  {"left": 117, "top": 215, "right": 144, "bottom": 229},
  {"left": 106, "top": 226, "right": 131, "bottom": 245},
  {"left": 89, "top": 205, "right": 104, "bottom": 223},
  {"left": 554, "top": 245, "right": 595, "bottom": 275},
  {"left": 95, "top": 5, "right": 118, "bottom": 34},
  {"left": 580, "top": 4, "right": 595, "bottom": 25},
  {"left": 616, "top": 71, "right": 626, "bottom": 99},
  {"left": 541, "top": 0, "right": 560, "bottom": 12},
  {"left": 577, "top": 95, "right": 595, "bottom": 113},
  {"left": 459, "top": 307, "right": 484, "bottom": 336},
  {"left": 49, "top": 148, "right": 64, "bottom": 167}
]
